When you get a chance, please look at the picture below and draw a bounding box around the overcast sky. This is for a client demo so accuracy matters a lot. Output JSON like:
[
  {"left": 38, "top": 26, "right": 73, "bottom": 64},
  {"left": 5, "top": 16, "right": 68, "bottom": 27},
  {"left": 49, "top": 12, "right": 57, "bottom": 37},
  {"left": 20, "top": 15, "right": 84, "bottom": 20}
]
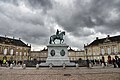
[{"left": 0, "top": 0, "right": 120, "bottom": 51}]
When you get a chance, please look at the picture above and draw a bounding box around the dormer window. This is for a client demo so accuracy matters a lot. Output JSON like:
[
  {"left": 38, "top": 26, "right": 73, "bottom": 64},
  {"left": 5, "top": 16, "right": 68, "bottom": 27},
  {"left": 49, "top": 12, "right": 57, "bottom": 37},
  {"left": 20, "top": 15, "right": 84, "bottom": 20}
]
[{"left": 104, "top": 38, "right": 110, "bottom": 43}]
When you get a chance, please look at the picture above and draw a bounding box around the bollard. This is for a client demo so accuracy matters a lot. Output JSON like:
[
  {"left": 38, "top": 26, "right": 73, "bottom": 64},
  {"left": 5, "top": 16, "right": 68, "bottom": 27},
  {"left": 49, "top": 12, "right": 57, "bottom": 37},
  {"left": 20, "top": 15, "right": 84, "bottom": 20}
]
[
  {"left": 6, "top": 62, "right": 9, "bottom": 68},
  {"left": 89, "top": 63, "right": 92, "bottom": 69},
  {"left": 49, "top": 63, "right": 52, "bottom": 69},
  {"left": 22, "top": 64, "right": 26, "bottom": 69},
  {"left": 102, "top": 63, "right": 105, "bottom": 68},
  {"left": 63, "top": 63, "right": 66, "bottom": 69},
  {"left": 10, "top": 64, "right": 13, "bottom": 69},
  {"left": 18, "top": 63, "right": 21, "bottom": 67},
  {"left": 36, "top": 64, "right": 39, "bottom": 69},
  {"left": 76, "top": 64, "right": 79, "bottom": 69}
]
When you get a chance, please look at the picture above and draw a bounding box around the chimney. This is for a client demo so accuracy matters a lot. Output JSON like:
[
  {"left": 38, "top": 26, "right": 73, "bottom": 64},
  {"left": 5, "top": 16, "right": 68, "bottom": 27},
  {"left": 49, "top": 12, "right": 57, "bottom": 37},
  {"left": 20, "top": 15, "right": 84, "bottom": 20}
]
[
  {"left": 96, "top": 37, "right": 99, "bottom": 40},
  {"left": 19, "top": 38, "right": 21, "bottom": 40},
  {"left": 107, "top": 35, "right": 110, "bottom": 38},
  {"left": 5, "top": 35, "right": 6, "bottom": 37},
  {"left": 13, "top": 37, "right": 15, "bottom": 39}
]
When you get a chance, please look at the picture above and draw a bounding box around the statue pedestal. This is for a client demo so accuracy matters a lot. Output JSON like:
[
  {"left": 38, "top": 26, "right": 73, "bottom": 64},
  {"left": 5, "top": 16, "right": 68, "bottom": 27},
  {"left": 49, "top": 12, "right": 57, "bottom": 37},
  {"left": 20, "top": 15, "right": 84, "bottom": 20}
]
[{"left": 40, "top": 44, "right": 75, "bottom": 66}]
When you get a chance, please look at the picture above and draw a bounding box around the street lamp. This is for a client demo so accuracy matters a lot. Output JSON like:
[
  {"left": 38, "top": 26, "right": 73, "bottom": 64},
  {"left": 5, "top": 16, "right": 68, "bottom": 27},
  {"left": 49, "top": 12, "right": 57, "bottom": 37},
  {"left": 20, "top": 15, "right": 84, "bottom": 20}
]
[
  {"left": 85, "top": 48, "right": 88, "bottom": 60},
  {"left": 84, "top": 45, "right": 89, "bottom": 68},
  {"left": 84, "top": 45, "right": 88, "bottom": 60}
]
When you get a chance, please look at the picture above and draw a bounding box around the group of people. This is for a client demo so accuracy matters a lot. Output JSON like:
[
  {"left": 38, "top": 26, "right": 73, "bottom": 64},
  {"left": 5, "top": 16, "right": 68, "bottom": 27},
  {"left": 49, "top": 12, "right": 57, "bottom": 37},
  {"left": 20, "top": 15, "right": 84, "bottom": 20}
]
[
  {"left": 0, "top": 60, "right": 23, "bottom": 67},
  {"left": 87, "top": 56, "right": 120, "bottom": 68},
  {"left": 112, "top": 57, "right": 120, "bottom": 68}
]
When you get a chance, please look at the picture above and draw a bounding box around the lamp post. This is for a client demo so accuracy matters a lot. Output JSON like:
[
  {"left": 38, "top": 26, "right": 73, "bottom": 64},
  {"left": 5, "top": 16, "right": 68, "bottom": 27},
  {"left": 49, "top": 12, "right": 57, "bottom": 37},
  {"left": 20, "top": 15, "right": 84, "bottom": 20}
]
[
  {"left": 84, "top": 44, "right": 88, "bottom": 60},
  {"left": 85, "top": 46, "right": 89, "bottom": 68},
  {"left": 85, "top": 48, "right": 88, "bottom": 60}
]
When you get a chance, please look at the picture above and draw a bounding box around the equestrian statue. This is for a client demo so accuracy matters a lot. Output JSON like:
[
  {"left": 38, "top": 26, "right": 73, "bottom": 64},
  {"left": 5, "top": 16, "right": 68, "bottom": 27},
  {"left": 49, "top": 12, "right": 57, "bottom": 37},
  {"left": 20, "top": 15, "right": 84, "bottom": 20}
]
[{"left": 49, "top": 29, "right": 65, "bottom": 44}]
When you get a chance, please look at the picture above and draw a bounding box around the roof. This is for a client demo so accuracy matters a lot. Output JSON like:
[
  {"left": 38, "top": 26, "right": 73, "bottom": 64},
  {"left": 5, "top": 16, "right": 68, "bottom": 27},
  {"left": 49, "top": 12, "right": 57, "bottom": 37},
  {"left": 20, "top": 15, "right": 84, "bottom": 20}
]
[
  {"left": 87, "top": 35, "right": 120, "bottom": 47},
  {"left": 68, "top": 47, "right": 75, "bottom": 52},
  {"left": 40, "top": 48, "right": 48, "bottom": 52},
  {"left": 30, "top": 51, "right": 41, "bottom": 53},
  {"left": 0, "top": 36, "right": 30, "bottom": 48}
]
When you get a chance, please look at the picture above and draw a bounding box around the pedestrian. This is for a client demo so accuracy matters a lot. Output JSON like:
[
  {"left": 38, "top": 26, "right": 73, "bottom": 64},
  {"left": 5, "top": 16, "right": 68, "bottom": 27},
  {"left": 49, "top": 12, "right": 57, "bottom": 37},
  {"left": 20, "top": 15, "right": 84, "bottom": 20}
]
[
  {"left": 86, "top": 59, "right": 89, "bottom": 68},
  {"left": 118, "top": 58, "right": 120, "bottom": 68},
  {"left": 112, "top": 58, "right": 116, "bottom": 68},
  {"left": 0, "top": 60, "right": 2, "bottom": 66}
]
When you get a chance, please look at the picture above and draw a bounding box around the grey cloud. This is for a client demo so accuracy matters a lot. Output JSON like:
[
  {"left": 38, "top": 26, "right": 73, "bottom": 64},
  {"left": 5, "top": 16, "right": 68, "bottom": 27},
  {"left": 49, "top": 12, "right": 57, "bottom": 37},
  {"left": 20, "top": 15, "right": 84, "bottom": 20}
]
[
  {"left": 25, "top": 0, "right": 53, "bottom": 13},
  {"left": 26, "top": 0, "right": 52, "bottom": 9},
  {"left": 50, "top": 0, "right": 120, "bottom": 37},
  {"left": 85, "top": 0, "right": 120, "bottom": 32},
  {"left": 0, "top": 1, "right": 51, "bottom": 45},
  {"left": 0, "top": 0, "right": 20, "bottom": 6},
  {"left": 0, "top": 0, "right": 120, "bottom": 50}
]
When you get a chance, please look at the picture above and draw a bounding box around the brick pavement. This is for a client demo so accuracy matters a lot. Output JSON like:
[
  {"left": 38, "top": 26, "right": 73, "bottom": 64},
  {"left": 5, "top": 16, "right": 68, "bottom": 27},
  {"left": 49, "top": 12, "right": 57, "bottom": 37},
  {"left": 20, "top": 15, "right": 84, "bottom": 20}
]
[{"left": 0, "top": 67, "right": 120, "bottom": 80}]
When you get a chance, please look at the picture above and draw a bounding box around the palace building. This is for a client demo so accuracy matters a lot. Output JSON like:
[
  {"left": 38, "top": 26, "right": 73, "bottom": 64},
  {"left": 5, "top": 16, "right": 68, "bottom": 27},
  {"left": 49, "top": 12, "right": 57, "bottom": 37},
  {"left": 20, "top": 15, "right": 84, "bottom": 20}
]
[
  {"left": 30, "top": 47, "right": 85, "bottom": 62},
  {"left": 84, "top": 35, "right": 120, "bottom": 62},
  {"left": 0, "top": 36, "right": 31, "bottom": 62},
  {"left": 30, "top": 48, "right": 48, "bottom": 61},
  {"left": 68, "top": 48, "right": 85, "bottom": 61}
]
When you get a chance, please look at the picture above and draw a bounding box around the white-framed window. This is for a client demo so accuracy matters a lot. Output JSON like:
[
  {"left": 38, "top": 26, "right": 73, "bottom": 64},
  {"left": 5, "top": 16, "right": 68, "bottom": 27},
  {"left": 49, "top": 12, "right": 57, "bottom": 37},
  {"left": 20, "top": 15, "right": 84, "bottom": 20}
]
[
  {"left": 17, "top": 47, "right": 19, "bottom": 49},
  {"left": 24, "top": 48, "right": 26, "bottom": 51},
  {"left": 101, "top": 48, "right": 104, "bottom": 55},
  {"left": 4, "top": 48, "right": 7, "bottom": 55},
  {"left": 107, "top": 48, "right": 111, "bottom": 55},
  {"left": 24, "top": 52, "right": 26, "bottom": 56},
  {"left": 20, "top": 47, "right": 22, "bottom": 50},
  {"left": 20, "top": 52, "right": 22, "bottom": 56},
  {"left": 97, "top": 57, "right": 100, "bottom": 60},
  {"left": 114, "top": 47, "right": 117, "bottom": 53},
  {"left": 16, "top": 52, "right": 18, "bottom": 55},
  {"left": 10, "top": 49, "right": 14, "bottom": 55},
  {"left": 93, "top": 52, "right": 95, "bottom": 55}
]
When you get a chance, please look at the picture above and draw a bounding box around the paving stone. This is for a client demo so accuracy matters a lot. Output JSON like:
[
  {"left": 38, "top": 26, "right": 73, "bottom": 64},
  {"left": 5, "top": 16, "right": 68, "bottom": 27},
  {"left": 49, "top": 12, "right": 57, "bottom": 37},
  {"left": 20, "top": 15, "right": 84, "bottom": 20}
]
[{"left": 0, "top": 67, "right": 120, "bottom": 80}]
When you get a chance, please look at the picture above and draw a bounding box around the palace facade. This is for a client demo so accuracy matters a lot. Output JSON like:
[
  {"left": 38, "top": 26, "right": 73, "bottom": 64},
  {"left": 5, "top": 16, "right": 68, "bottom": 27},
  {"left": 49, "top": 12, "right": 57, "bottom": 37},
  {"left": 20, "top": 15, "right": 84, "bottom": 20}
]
[
  {"left": 68, "top": 48, "right": 85, "bottom": 61},
  {"left": 0, "top": 36, "right": 31, "bottom": 62},
  {"left": 30, "top": 48, "right": 48, "bottom": 61},
  {"left": 84, "top": 35, "right": 120, "bottom": 62},
  {"left": 30, "top": 47, "right": 85, "bottom": 62}
]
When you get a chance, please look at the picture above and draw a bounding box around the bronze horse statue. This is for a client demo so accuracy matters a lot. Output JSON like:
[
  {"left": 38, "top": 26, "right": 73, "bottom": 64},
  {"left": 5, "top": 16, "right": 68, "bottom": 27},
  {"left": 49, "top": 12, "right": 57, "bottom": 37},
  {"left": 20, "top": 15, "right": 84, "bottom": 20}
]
[{"left": 49, "top": 31, "right": 65, "bottom": 44}]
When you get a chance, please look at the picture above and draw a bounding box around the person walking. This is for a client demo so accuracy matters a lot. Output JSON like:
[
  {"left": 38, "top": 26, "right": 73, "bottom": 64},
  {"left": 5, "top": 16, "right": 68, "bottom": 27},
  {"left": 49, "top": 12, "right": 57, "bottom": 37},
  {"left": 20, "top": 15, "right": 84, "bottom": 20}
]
[{"left": 112, "top": 58, "right": 117, "bottom": 68}]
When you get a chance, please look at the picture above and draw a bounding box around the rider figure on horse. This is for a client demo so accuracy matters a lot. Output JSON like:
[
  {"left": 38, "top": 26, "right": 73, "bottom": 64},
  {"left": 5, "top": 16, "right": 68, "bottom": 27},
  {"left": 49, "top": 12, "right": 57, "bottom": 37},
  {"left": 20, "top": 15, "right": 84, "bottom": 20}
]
[
  {"left": 56, "top": 29, "right": 61, "bottom": 38},
  {"left": 49, "top": 29, "right": 65, "bottom": 44}
]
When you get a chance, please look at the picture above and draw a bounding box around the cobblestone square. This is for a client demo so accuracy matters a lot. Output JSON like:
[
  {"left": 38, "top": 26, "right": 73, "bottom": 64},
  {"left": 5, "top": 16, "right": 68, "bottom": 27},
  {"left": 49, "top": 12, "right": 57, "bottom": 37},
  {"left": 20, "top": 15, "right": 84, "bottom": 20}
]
[{"left": 0, "top": 67, "right": 120, "bottom": 80}]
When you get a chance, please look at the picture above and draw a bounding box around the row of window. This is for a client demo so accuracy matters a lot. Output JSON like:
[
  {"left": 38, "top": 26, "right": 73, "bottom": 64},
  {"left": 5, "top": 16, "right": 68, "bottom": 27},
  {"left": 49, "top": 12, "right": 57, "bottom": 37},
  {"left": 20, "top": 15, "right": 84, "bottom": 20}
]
[
  {"left": 101, "top": 47, "right": 118, "bottom": 55},
  {"left": 88, "top": 46, "right": 119, "bottom": 55},
  {"left": 69, "top": 52, "right": 85, "bottom": 56},
  {"left": 1, "top": 48, "right": 28, "bottom": 56},
  {"left": 0, "top": 46, "right": 27, "bottom": 53}
]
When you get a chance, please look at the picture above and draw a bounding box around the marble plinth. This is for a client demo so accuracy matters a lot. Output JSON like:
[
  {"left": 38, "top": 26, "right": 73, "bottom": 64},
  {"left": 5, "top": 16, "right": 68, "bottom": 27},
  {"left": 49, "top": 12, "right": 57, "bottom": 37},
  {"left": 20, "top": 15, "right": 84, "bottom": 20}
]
[{"left": 40, "top": 44, "right": 75, "bottom": 66}]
